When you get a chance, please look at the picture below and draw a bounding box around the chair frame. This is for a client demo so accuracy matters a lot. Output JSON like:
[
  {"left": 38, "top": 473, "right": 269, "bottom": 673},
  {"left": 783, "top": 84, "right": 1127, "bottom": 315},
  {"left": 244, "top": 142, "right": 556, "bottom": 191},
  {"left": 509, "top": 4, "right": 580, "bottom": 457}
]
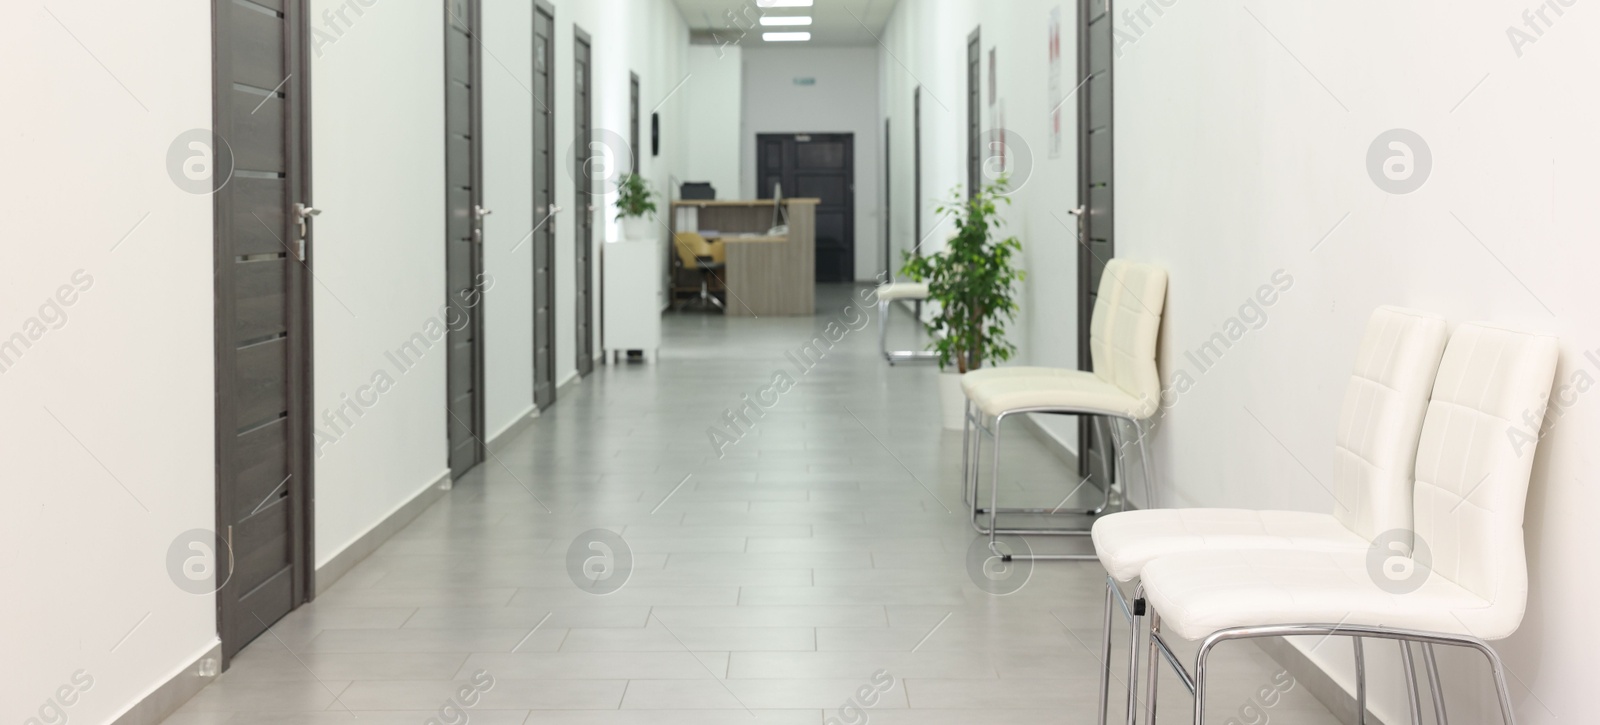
[
  {"left": 1137, "top": 612, "right": 1516, "bottom": 725},
  {"left": 878, "top": 296, "right": 936, "bottom": 364},
  {"left": 962, "top": 399, "right": 1155, "bottom": 561}
]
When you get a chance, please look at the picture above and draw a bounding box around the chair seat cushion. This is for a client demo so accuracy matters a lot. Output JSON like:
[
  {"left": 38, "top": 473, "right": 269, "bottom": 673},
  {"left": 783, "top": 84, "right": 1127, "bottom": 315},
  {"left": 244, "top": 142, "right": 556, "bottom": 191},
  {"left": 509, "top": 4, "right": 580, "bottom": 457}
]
[
  {"left": 1140, "top": 549, "right": 1510, "bottom": 642},
  {"left": 964, "top": 370, "right": 1154, "bottom": 419},
  {"left": 1091, "top": 509, "right": 1368, "bottom": 583},
  {"left": 960, "top": 366, "right": 1081, "bottom": 395},
  {"left": 876, "top": 282, "right": 929, "bottom": 301}
]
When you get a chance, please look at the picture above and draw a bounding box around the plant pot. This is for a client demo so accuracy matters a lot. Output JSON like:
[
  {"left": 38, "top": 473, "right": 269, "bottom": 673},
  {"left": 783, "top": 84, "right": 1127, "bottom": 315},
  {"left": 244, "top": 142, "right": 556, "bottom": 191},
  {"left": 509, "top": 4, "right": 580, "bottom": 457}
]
[
  {"left": 620, "top": 215, "right": 655, "bottom": 241},
  {"left": 939, "top": 371, "right": 967, "bottom": 431}
]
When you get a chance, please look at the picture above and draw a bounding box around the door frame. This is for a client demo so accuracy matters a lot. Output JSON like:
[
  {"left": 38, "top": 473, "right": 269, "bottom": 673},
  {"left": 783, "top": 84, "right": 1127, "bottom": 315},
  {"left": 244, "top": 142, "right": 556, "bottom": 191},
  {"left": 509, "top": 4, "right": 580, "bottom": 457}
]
[
  {"left": 882, "top": 118, "right": 891, "bottom": 278},
  {"left": 573, "top": 25, "right": 595, "bottom": 377},
  {"left": 1076, "top": 0, "right": 1115, "bottom": 481},
  {"left": 912, "top": 86, "right": 922, "bottom": 257},
  {"left": 966, "top": 27, "right": 981, "bottom": 198},
  {"left": 210, "top": 0, "right": 317, "bottom": 668},
  {"left": 532, "top": 0, "right": 557, "bottom": 409},
  {"left": 445, "top": 0, "right": 488, "bottom": 474}
]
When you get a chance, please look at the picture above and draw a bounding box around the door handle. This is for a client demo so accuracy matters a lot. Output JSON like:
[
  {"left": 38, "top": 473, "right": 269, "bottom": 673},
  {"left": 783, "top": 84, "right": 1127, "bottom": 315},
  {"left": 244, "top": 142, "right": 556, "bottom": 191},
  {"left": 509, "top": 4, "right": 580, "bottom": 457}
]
[
  {"left": 1067, "top": 205, "right": 1086, "bottom": 241},
  {"left": 294, "top": 203, "right": 321, "bottom": 259},
  {"left": 474, "top": 205, "right": 493, "bottom": 220}
]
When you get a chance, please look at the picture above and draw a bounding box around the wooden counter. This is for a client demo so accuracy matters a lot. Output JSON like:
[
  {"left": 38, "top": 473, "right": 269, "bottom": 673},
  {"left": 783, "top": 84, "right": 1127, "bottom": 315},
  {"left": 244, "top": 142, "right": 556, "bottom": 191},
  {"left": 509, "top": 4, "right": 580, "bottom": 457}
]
[{"left": 671, "top": 199, "right": 816, "bottom": 317}]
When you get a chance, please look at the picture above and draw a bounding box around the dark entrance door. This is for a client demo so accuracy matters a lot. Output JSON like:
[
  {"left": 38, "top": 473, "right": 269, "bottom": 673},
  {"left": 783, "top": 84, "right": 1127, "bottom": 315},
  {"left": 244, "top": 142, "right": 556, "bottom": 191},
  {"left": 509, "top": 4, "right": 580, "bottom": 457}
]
[
  {"left": 532, "top": 1, "right": 557, "bottom": 410},
  {"left": 573, "top": 28, "right": 595, "bottom": 378},
  {"left": 755, "top": 133, "right": 855, "bottom": 282},
  {"left": 445, "top": 0, "right": 487, "bottom": 479},
  {"left": 1077, "top": 0, "right": 1116, "bottom": 485},
  {"left": 967, "top": 27, "right": 981, "bottom": 198},
  {"left": 212, "top": 0, "right": 314, "bottom": 666}
]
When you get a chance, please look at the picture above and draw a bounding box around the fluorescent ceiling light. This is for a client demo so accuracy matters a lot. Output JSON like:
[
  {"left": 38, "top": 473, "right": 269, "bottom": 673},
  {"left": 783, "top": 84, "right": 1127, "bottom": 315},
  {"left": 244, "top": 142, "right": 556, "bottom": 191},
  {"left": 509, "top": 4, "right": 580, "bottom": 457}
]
[
  {"left": 760, "top": 16, "right": 813, "bottom": 26},
  {"left": 763, "top": 31, "right": 811, "bottom": 41},
  {"left": 758, "top": 0, "right": 813, "bottom": 7}
]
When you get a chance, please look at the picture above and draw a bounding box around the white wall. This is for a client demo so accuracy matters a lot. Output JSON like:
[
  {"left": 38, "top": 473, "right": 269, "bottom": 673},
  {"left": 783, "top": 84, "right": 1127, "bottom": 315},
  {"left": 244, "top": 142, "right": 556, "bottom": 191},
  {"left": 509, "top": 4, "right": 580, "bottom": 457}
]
[
  {"left": 879, "top": 0, "right": 1082, "bottom": 444},
  {"left": 1, "top": 3, "right": 217, "bottom": 722},
  {"left": 309, "top": 0, "right": 450, "bottom": 568},
  {"left": 684, "top": 45, "right": 743, "bottom": 199},
  {"left": 742, "top": 46, "right": 883, "bottom": 281},
  {"left": 483, "top": 0, "right": 537, "bottom": 440},
  {"left": 549, "top": 0, "right": 690, "bottom": 388},
  {"left": 1115, "top": 1, "right": 1597, "bottom": 722}
]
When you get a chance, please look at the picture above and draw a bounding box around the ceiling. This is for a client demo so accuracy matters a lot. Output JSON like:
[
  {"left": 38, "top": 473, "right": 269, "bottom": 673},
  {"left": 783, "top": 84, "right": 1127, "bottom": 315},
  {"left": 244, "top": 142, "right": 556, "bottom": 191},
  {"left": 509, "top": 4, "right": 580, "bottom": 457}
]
[{"left": 673, "top": 0, "right": 898, "bottom": 47}]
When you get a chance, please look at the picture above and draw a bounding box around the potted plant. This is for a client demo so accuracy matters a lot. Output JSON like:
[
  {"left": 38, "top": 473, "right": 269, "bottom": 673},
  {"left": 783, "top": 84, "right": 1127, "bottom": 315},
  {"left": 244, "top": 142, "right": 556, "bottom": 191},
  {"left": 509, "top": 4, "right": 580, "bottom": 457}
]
[
  {"left": 900, "top": 177, "right": 1025, "bottom": 430},
  {"left": 615, "top": 173, "right": 658, "bottom": 241}
]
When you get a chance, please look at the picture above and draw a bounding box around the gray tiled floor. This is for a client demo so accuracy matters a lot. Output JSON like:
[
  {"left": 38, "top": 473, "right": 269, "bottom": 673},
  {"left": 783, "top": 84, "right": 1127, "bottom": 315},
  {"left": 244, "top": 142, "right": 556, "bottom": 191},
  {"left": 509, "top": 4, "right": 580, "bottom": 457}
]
[{"left": 163, "top": 285, "right": 1339, "bottom": 724}]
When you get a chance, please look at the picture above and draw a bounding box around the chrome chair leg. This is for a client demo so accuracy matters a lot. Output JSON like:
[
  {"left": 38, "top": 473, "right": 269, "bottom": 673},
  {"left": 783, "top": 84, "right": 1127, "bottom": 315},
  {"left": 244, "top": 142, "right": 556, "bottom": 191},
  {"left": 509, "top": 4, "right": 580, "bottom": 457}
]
[
  {"left": 1146, "top": 608, "right": 1162, "bottom": 725},
  {"left": 879, "top": 300, "right": 890, "bottom": 363},
  {"left": 1098, "top": 578, "right": 1114, "bottom": 725},
  {"left": 1125, "top": 582, "right": 1144, "bottom": 725},
  {"left": 1400, "top": 641, "right": 1424, "bottom": 725},
  {"left": 1133, "top": 418, "right": 1158, "bottom": 509},
  {"left": 1462, "top": 640, "right": 1517, "bottom": 725},
  {"left": 1423, "top": 643, "right": 1449, "bottom": 725},
  {"left": 961, "top": 400, "right": 972, "bottom": 506},
  {"left": 1354, "top": 637, "right": 1368, "bottom": 725},
  {"left": 986, "top": 411, "right": 1008, "bottom": 552}
]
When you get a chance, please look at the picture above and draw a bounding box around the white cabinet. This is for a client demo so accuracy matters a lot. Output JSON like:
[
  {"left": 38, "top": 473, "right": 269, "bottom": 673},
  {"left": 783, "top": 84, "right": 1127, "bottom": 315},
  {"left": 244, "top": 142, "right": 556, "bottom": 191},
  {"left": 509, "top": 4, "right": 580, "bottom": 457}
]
[{"left": 602, "top": 238, "right": 662, "bottom": 363}]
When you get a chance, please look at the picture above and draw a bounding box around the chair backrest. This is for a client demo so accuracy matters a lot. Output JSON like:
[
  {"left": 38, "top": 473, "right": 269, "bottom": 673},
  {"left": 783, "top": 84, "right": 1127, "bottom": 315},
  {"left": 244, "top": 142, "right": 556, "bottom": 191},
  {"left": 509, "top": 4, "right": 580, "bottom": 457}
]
[
  {"left": 1412, "top": 322, "right": 1558, "bottom": 639},
  {"left": 1087, "top": 259, "right": 1168, "bottom": 418},
  {"left": 673, "top": 232, "right": 714, "bottom": 268},
  {"left": 1328, "top": 307, "right": 1449, "bottom": 541}
]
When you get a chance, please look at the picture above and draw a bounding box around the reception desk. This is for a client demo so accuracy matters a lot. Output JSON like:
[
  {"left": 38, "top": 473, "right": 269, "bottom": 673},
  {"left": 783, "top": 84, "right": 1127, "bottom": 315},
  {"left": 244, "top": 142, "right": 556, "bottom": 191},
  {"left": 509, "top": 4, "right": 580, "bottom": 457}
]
[{"left": 671, "top": 199, "right": 816, "bottom": 317}]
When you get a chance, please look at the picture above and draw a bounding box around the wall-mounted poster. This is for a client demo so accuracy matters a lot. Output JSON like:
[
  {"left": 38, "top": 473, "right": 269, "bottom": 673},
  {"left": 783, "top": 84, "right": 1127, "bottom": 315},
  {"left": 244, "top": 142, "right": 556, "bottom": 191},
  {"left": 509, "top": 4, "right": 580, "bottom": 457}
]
[{"left": 1048, "top": 5, "right": 1063, "bottom": 159}]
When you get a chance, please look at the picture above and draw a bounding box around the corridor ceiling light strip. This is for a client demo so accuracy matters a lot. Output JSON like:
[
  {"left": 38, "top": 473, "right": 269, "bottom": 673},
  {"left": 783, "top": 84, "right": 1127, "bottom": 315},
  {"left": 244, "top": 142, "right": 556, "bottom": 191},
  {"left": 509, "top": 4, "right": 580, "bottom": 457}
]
[
  {"left": 760, "top": 16, "right": 813, "bottom": 26},
  {"left": 763, "top": 31, "right": 812, "bottom": 41},
  {"left": 758, "top": 0, "right": 814, "bottom": 7}
]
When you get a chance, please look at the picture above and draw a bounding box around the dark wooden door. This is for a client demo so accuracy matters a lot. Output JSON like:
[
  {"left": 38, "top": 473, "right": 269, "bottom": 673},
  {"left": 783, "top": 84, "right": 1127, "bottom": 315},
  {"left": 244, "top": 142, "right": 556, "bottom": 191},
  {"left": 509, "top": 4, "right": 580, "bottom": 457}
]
[
  {"left": 532, "top": 2, "right": 556, "bottom": 409},
  {"left": 445, "top": 0, "right": 487, "bottom": 479},
  {"left": 883, "top": 118, "right": 891, "bottom": 277},
  {"left": 913, "top": 88, "right": 922, "bottom": 255},
  {"left": 212, "top": 0, "right": 314, "bottom": 666},
  {"left": 1078, "top": 0, "right": 1116, "bottom": 484},
  {"left": 629, "top": 72, "right": 641, "bottom": 176},
  {"left": 967, "top": 28, "right": 981, "bottom": 198},
  {"left": 573, "top": 28, "right": 595, "bottom": 377},
  {"left": 756, "top": 133, "right": 855, "bottom": 283}
]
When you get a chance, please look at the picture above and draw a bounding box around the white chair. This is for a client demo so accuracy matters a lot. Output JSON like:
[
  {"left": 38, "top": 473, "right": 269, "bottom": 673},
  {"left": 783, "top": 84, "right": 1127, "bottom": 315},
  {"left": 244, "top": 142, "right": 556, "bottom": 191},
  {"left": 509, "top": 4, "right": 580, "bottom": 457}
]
[
  {"left": 1088, "top": 306, "right": 1449, "bottom": 725},
  {"left": 1138, "top": 322, "right": 1559, "bottom": 725},
  {"left": 962, "top": 259, "right": 1167, "bottom": 561},
  {"left": 876, "top": 281, "right": 934, "bottom": 364}
]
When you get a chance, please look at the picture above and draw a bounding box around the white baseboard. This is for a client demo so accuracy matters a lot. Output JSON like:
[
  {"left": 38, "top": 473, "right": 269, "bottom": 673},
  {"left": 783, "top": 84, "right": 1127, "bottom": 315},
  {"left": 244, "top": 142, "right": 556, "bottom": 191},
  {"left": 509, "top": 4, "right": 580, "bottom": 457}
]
[
  {"left": 487, "top": 405, "right": 538, "bottom": 453},
  {"left": 110, "top": 642, "right": 221, "bottom": 725},
  {"left": 314, "top": 469, "right": 451, "bottom": 596},
  {"left": 1019, "top": 414, "right": 1085, "bottom": 471},
  {"left": 1255, "top": 637, "right": 1392, "bottom": 725}
]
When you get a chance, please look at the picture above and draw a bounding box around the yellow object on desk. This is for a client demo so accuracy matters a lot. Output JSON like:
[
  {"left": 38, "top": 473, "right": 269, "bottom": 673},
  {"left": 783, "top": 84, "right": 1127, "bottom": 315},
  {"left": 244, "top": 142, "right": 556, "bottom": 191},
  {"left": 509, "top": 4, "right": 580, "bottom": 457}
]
[
  {"left": 673, "top": 231, "right": 725, "bottom": 265},
  {"left": 670, "top": 198, "right": 817, "bottom": 316}
]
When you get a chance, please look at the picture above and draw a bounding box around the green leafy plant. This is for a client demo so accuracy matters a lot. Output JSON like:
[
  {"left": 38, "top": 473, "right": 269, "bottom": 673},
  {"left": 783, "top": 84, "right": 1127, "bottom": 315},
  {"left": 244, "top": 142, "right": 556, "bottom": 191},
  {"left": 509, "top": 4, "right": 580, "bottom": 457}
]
[
  {"left": 899, "top": 177, "right": 1025, "bottom": 373},
  {"left": 615, "top": 173, "right": 657, "bottom": 219}
]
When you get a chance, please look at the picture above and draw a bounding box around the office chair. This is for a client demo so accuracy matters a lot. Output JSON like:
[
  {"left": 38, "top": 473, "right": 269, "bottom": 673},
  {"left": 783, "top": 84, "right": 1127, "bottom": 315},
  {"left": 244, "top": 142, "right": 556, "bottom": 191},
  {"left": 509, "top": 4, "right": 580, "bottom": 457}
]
[{"left": 672, "top": 232, "right": 725, "bottom": 312}]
